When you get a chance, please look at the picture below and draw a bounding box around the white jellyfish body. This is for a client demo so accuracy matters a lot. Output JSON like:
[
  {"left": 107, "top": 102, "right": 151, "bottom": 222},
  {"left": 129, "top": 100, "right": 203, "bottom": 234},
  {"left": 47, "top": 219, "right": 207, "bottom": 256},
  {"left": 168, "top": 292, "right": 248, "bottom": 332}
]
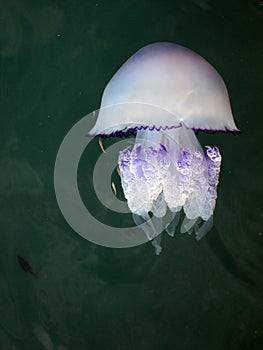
[{"left": 88, "top": 42, "right": 239, "bottom": 254}]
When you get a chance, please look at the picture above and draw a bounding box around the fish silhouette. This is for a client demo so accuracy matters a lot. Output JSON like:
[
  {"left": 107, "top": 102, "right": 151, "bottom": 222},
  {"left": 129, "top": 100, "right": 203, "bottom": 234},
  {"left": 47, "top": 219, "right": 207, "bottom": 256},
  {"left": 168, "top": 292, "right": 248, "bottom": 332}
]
[{"left": 17, "top": 255, "right": 37, "bottom": 278}]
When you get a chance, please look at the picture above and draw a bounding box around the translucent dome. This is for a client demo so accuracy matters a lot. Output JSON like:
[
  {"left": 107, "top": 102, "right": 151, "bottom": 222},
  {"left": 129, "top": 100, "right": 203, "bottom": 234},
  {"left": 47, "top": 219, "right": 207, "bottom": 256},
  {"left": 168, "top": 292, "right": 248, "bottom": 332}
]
[{"left": 89, "top": 42, "right": 239, "bottom": 136}]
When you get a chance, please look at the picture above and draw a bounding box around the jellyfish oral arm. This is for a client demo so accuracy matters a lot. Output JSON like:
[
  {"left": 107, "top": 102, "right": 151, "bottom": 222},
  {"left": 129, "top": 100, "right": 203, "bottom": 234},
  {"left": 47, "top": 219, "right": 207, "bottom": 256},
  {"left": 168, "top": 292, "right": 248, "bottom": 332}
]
[{"left": 118, "top": 125, "right": 222, "bottom": 254}]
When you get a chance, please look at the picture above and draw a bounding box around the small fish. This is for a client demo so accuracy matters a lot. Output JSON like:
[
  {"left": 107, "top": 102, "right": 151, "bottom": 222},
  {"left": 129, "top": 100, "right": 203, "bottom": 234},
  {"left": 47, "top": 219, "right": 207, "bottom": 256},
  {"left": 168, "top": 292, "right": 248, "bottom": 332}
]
[
  {"left": 99, "top": 138, "right": 106, "bottom": 153},
  {"left": 117, "top": 166, "right": 121, "bottom": 177},
  {"left": 17, "top": 255, "right": 37, "bottom": 278},
  {"left": 111, "top": 181, "right": 117, "bottom": 196}
]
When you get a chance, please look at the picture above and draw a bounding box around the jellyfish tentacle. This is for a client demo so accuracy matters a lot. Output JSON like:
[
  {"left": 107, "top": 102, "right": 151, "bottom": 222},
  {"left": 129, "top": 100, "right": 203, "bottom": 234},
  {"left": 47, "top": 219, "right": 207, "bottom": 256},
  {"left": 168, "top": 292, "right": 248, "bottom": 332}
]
[
  {"left": 195, "top": 215, "right": 214, "bottom": 240},
  {"left": 180, "top": 216, "right": 199, "bottom": 234},
  {"left": 199, "top": 145, "right": 222, "bottom": 221},
  {"left": 152, "top": 233, "right": 162, "bottom": 255},
  {"left": 132, "top": 212, "right": 156, "bottom": 241},
  {"left": 165, "top": 210, "right": 181, "bottom": 236},
  {"left": 132, "top": 212, "right": 163, "bottom": 254}
]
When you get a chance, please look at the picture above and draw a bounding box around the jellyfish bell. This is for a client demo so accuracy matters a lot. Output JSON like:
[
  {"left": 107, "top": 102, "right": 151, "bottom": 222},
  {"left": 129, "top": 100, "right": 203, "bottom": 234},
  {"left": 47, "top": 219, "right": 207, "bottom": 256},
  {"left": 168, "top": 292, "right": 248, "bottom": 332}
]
[
  {"left": 89, "top": 42, "right": 239, "bottom": 136},
  {"left": 88, "top": 42, "right": 239, "bottom": 254}
]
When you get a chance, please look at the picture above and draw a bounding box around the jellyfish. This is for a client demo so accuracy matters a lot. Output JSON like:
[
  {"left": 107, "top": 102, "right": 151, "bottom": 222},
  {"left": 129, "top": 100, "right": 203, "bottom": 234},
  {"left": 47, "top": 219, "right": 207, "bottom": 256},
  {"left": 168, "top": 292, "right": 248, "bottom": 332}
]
[{"left": 88, "top": 42, "right": 239, "bottom": 254}]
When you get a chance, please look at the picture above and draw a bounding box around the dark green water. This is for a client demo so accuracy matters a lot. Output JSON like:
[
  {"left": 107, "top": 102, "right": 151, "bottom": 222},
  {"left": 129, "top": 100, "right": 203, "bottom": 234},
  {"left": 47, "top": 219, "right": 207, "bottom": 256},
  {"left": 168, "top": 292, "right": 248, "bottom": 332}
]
[{"left": 0, "top": 1, "right": 263, "bottom": 349}]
